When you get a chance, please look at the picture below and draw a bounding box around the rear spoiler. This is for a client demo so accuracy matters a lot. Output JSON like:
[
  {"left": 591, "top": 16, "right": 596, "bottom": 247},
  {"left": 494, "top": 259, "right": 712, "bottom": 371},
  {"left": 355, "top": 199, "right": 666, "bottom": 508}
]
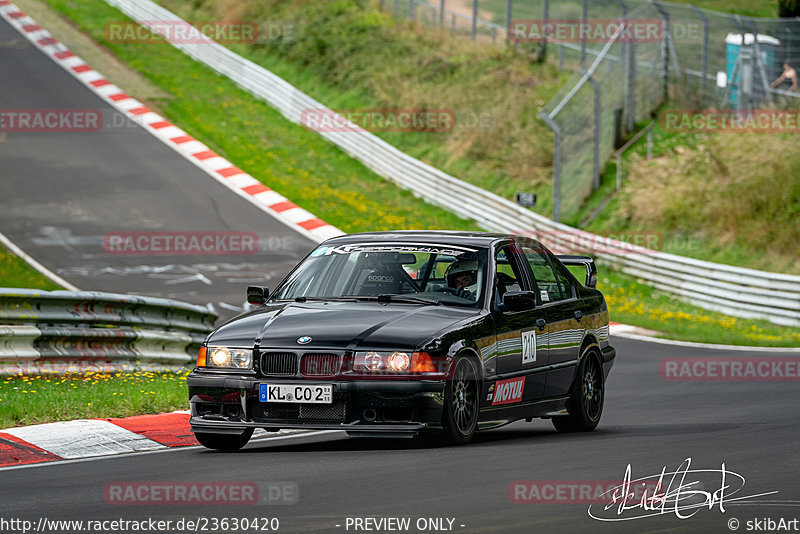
[{"left": 557, "top": 255, "right": 598, "bottom": 288}]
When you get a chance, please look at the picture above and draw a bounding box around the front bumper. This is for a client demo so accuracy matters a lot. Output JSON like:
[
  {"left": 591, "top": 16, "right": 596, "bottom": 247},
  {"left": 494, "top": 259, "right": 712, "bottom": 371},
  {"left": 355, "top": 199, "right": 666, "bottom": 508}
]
[{"left": 187, "top": 372, "right": 446, "bottom": 436}]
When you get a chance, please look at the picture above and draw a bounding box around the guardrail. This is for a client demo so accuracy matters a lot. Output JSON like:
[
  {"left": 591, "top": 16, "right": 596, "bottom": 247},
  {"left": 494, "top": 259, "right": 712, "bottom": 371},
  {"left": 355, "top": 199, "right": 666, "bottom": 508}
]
[
  {"left": 0, "top": 288, "right": 217, "bottom": 367},
  {"left": 103, "top": 0, "right": 800, "bottom": 327}
]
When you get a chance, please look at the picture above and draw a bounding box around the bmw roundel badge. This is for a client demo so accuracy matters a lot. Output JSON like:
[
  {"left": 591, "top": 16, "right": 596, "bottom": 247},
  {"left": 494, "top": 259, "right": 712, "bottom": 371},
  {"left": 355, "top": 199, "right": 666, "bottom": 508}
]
[{"left": 297, "top": 336, "right": 312, "bottom": 344}]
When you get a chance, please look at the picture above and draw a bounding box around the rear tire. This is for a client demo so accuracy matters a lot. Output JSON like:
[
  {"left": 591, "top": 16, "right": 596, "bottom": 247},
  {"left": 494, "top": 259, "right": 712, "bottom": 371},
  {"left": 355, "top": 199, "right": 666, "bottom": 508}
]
[
  {"left": 552, "top": 353, "right": 604, "bottom": 433},
  {"left": 441, "top": 356, "right": 480, "bottom": 445},
  {"left": 195, "top": 428, "right": 254, "bottom": 451}
]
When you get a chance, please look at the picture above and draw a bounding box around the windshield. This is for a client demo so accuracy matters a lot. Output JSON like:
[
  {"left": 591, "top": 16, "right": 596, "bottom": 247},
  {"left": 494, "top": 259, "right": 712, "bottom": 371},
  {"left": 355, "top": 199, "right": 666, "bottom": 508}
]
[{"left": 271, "top": 242, "right": 488, "bottom": 307}]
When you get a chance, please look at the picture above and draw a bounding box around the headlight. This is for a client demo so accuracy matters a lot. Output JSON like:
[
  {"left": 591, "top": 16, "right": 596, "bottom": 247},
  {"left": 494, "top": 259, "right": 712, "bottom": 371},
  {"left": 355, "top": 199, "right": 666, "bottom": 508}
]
[
  {"left": 206, "top": 347, "right": 252, "bottom": 369},
  {"left": 354, "top": 351, "right": 411, "bottom": 373}
]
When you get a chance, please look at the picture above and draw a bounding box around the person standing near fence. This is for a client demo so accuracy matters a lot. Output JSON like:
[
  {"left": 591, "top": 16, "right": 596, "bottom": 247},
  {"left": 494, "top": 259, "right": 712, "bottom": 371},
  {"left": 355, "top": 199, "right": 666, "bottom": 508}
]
[{"left": 770, "top": 62, "right": 798, "bottom": 94}]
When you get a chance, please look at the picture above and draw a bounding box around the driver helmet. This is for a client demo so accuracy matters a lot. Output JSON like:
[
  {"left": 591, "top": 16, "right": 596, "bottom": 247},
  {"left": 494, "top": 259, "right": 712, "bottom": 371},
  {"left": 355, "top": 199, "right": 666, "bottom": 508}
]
[{"left": 446, "top": 259, "right": 479, "bottom": 289}]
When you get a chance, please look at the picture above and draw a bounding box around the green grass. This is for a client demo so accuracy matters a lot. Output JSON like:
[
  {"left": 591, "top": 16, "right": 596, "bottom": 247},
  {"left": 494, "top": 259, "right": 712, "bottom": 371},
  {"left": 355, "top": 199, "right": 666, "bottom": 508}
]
[
  {"left": 580, "top": 122, "right": 800, "bottom": 275},
  {"left": 0, "top": 370, "right": 190, "bottom": 428},
  {"left": 0, "top": 244, "right": 62, "bottom": 290},
  {"left": 481, "top": 0, "right": 780, "bottom": 21},
  {"left": 155, "top": 0, "right": 567, "bottom": 216},
  {"left": 668, "top": 0, "right": 779, "bottom": 18}
]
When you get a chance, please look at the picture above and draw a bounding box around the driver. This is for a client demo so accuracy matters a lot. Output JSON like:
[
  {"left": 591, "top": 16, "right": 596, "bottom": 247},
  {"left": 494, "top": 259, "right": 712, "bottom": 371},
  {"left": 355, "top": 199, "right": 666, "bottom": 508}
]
[{"left": 445, "top": 260, "right": 479, "bottom": 300}]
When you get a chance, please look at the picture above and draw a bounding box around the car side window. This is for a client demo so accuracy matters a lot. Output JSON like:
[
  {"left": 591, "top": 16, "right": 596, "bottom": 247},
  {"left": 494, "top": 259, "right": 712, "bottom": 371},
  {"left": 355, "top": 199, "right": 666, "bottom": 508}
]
[
  {"left": 520, "top": 246, "right": 572, "bottom": 303},
  {"left": 493, "top": 245, "right": 526, "bottom": 307}
]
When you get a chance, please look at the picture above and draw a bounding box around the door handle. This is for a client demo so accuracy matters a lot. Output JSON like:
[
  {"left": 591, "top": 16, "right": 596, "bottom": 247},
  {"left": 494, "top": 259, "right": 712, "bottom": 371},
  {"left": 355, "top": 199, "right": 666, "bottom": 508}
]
[
  {"left": 535, "top": 318, "right": 546, "bottom": 331},
  {"left": 574, "top": 310, "right": 583, "bottom": 322}
]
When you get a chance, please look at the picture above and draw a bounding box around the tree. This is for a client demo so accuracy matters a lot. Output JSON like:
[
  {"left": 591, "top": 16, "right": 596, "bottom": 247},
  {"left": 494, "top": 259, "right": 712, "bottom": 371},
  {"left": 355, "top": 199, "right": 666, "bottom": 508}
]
[{"left": 779, "top": 0, "right": 800, "bottom": 17}]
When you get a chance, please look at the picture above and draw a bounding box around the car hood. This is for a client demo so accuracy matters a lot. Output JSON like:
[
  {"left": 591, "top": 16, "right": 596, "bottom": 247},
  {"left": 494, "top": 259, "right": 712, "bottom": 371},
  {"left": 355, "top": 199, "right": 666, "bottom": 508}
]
[{"left": 207, "top": 300, "right": 479, "bottom": 350}]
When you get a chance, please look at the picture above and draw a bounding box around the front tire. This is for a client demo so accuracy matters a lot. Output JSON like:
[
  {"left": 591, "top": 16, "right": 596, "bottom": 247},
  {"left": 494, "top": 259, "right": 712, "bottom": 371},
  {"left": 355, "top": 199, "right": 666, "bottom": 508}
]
[
  {"left": 552, "top": 353, "right": 604, "bottom": 432},
  {"left": 195, "top": 428, "right": 254, "bottom": 451},
  {"left": 441, "top": 356, "right": 480, "bottom": 445}
]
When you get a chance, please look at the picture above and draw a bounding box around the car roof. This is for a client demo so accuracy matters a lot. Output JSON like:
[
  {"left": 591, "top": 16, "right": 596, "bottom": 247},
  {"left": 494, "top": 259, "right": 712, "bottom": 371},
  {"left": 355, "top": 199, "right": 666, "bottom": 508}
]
[{"left": 321, "top": 230, "right": 517, "bottom": 248}]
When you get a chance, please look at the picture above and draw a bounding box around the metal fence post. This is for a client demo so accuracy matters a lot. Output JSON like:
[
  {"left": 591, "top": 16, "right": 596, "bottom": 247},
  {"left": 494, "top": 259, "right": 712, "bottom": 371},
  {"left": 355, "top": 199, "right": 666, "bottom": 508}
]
[
  {"left": 581, "top": 0, "right": 588, "bottom": 67},
  {"left": 409, "top": 0, "right": 416, "bottom": 20},
  {"left": 538, "top": 113, "right": 562, "bottom": 223},
  {"left": 651, "top": 0, "right": 670, "bottom": 102},
  {"left": 539, "top": 0, "right": 549, "bottom": 61},
  {"left": 744, "top": 17, "right": 774, "bottom": 106},
  {"left": 738, "top": 45, "right": 755, "bottom": 110},
  {"left": 394, "top": 0, "right": 399, "bottom": 18},
  {"left": 440, "top": 0, "right": 445, "bottom": 26},
  {"left": 472, "top": 0, "right": 478, "bottom": 40},
  {"left": 506, "top": 0, "right": 513, "bottom": 43},
  {"left": 611, "top": 0, "right": 632, "bottom": 132},
  {"left": 588, "top": 73, "right": 601, "bottom": 190},
  {"left": 690, "top": 5, "right": 709, "bottom": 107}
]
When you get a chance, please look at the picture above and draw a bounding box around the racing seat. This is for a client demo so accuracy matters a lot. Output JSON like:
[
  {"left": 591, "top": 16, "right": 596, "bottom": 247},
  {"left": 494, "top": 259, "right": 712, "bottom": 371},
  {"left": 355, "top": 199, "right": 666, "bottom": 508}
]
[
  {"left": 494, "top": 272, "right": 520, "bottom": 307},
  {"left": 355, "top": 264, "right": 404, "bottom": 296}
]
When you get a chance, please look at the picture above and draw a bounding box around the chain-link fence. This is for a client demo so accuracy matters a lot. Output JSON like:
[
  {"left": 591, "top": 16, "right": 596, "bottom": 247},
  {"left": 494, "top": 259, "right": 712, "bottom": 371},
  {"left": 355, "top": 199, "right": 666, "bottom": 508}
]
[{"left": 379, "top": 0, "right": 800, "bottom": 221}]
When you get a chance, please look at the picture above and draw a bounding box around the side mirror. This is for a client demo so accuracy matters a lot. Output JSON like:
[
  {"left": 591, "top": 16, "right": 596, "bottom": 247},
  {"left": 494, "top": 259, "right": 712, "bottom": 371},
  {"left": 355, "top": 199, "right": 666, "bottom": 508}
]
[
  {"left": 247, "top": 286, "right": 269, "bottom": 305},
  {"left": 502, "top": 291, "right": 537, "bottom": 312}
]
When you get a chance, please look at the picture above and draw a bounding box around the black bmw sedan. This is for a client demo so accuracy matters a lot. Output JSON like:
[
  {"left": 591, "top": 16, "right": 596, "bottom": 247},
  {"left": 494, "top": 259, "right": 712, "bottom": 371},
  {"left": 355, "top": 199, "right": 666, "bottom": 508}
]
[{"left": 187, "top": 231, "right": 615, "bottom": 449}]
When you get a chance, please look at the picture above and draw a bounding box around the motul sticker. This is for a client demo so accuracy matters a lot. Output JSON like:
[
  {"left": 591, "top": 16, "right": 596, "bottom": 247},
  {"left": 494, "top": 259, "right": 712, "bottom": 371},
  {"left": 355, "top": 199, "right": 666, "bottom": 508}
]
[{"left": 491, "top": 376, "right": 525, "bottom": 406}]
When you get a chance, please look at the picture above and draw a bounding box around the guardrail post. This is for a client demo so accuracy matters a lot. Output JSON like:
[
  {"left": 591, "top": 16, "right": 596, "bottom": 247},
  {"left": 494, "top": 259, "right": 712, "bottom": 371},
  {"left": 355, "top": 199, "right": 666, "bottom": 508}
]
[
  {"left": 439, "top": 0, "right": 445, "bottom": 26},
  {"left": 538, "top": 113, "right": 562, "bottom": 222}
]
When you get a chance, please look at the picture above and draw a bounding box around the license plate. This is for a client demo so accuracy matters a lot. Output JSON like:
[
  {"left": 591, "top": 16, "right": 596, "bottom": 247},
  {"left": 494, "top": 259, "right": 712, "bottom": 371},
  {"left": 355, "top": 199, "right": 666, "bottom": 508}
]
[{"left": 259, "top": 384, "right": 332, "bottom": 404}]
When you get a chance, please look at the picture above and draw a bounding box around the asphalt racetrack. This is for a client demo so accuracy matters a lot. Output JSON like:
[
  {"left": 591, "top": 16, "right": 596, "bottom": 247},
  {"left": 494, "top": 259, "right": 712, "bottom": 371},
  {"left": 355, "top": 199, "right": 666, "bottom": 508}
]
[
  {"left": 0, "top": 15, "right": 315, "bottom": 320},
  {"left": 1, "top": 336, "right": 799, "bottom": 533}
]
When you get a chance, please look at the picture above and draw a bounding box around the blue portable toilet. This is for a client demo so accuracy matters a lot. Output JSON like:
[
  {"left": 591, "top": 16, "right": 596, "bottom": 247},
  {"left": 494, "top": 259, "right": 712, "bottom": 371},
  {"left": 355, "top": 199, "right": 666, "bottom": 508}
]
[{"left": 725, "top": 33, "right": 780, "bottom": 106}]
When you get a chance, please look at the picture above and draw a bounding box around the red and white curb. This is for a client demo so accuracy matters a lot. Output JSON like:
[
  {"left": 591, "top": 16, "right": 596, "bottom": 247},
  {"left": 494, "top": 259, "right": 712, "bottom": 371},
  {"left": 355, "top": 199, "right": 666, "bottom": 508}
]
[
  {"left": 0, "top": 411, "right": 310, "bottom": 468},
  {"left": 0, "top": 0, "right": 343, "bottom": 244}
]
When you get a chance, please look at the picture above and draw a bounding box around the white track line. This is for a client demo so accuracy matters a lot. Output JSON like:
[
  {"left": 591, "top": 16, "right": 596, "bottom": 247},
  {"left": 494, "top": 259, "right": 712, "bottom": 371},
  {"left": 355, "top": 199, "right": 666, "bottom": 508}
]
[{"left": 0, "top": 231, "right": 77, "bottom": 290}]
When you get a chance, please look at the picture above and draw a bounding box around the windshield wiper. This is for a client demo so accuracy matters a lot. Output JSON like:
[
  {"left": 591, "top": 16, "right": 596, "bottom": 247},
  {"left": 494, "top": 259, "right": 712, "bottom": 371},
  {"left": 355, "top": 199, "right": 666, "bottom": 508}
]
[
  {"left": 377, "top": 294, "right": 440, "bottom": 305},
  {"left": 281, "top": 296, "right": 359, "bottom": 303}
]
